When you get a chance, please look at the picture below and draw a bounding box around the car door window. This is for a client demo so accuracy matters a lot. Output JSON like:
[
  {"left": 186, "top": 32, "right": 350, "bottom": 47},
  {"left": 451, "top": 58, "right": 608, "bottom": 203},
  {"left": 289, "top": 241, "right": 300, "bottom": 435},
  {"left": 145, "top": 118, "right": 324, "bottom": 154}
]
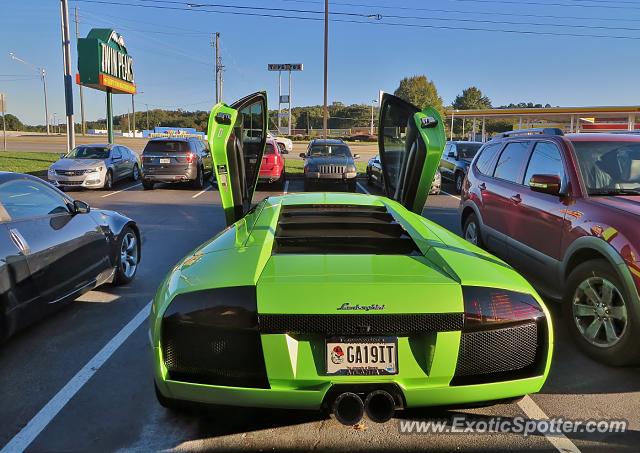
[
  {"left": 524, "top": 142, "right": 565, "bottom": 186},
  {"left": 475, "top": 143, "right": 502, "bottom": 175},
  {"left": 493, "top": 142, "right": 530, "bottom": 183},
  {"left": 112, "top": 148, "right": 122, "bottom": 159},
  {"left": 0, "top": 179, "right": 70, "bottom": 221}
]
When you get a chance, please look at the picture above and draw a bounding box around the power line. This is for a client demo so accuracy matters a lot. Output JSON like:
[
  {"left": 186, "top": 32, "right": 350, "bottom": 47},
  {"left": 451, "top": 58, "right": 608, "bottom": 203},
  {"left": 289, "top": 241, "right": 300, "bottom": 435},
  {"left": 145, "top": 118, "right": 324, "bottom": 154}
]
[{"left": 70, "top": 0, "right": 640, "bottom": 40}]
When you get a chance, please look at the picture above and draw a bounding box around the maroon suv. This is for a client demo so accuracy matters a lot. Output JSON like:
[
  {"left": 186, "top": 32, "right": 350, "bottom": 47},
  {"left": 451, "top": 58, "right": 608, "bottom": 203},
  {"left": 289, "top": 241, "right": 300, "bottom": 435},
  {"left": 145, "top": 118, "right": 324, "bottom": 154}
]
[{"left": 460, "top": 129, "right": 640, "bottom": 365}]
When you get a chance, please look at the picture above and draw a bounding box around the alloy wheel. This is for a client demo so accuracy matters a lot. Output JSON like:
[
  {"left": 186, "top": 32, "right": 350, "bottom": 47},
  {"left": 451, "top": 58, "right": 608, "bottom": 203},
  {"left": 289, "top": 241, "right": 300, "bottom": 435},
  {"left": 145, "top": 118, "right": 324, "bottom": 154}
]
[
  {"left": 572, "top": 276, "right": 628, "bottom": 348},
  {"left": 120, "top": 232, "right": 139, "bottom": 279},
  {"left": 464, "top": 222, "right": 478, "bottom": 245}
]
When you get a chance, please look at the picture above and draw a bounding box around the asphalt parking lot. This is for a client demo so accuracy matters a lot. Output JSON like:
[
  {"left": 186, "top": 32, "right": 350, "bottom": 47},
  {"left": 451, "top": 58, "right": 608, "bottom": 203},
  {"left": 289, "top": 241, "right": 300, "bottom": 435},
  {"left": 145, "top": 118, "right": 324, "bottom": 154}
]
[{"left": 0, "top": 176, "right": 638, "bottom": 452}]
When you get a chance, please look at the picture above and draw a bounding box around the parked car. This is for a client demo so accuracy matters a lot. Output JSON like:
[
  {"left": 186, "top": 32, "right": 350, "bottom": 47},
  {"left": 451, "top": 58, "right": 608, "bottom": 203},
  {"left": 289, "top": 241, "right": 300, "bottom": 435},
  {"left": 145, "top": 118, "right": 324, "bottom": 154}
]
[
  {"left": 460, "top": 128, "right": 640, "bottom": 365},
  {"left": 48, "top": 144, "right": 140, "bottom": 191},
  {"left": 439, "top": 141, "right": 483, "bottom": 193},
  {"left": 258, "top": 138, "right": 286, "bottom": 187},
  {"left": 301, "top": 139, "right": 359, "bottom": 192},
  {"left": 367, "top": 154, "right": 441, "bottom": 194},
  {"left": 267, "top": 132, "right": 293, "bottom": 153},
  {"left": 0, "top": 172, "right": 140, "bottom": 341},
  {"left": 141, "top": 137, "right": 213, "bottom": 190},
  {"left": 345, "top": 133, "right": 377, "bottom": 142}
]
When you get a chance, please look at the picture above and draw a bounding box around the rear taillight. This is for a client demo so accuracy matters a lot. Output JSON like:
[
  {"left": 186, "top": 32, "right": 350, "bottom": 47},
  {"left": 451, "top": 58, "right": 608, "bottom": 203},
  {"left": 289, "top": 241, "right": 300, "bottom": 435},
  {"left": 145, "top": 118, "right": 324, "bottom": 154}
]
[
  {"left": 185, "top": 152, "right": 196, "bottom": 163},
  {"left": 462, "top": 287, "right": 544, "bottom": 332}
]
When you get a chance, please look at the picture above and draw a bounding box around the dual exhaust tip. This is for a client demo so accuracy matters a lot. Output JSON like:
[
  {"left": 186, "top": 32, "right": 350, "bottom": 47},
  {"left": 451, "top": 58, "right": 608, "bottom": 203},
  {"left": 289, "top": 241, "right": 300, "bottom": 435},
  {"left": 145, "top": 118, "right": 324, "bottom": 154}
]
[{"left": 332, "top": 390, "right": 396, "bottom": 426}]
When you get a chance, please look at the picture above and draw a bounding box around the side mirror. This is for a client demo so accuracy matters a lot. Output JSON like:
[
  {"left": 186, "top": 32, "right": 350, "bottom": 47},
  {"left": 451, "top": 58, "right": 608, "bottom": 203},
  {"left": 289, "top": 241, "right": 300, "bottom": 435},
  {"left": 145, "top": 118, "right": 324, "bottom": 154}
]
[
  {"left": 281, "top": 149, "right": 288, "bottom": 154},
  {"left": 353, "top": 154, "right": 360, "bottom": 159},
  {"left": 299, "top": 153, "right": 307, "bottom": 158},
  {"left": 529, "top": 174, "right": 562, "bottom": 195},
  {"left": 73, "top": 200, "right": 91, "bottom": 214},
  {"left": 60, "top": 153, "right": 66, "bottom": 159}
]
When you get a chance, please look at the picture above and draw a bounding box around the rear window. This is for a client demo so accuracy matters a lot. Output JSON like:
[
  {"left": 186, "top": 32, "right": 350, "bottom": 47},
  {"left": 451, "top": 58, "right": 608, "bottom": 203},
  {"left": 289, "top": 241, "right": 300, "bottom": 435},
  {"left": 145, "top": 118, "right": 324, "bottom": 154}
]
[
  {"left": 474, "top": 143, "right": 501, "bottom": 175},
  {"left": 143, "top": 140, "right": 191, "bottom": 153},
  {"left": 493, "top": 142, "right": 530, "bottom": 183},
  {"left": 264, "top": 142, "right": 277, "bottom": 155}
]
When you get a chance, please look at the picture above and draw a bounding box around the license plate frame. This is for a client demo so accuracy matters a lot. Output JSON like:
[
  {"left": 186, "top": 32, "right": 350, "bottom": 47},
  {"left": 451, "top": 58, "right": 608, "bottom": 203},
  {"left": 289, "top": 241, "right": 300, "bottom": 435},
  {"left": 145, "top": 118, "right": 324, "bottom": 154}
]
[{"left": 325, "top": 336, "right": 398, "bottom": 376}]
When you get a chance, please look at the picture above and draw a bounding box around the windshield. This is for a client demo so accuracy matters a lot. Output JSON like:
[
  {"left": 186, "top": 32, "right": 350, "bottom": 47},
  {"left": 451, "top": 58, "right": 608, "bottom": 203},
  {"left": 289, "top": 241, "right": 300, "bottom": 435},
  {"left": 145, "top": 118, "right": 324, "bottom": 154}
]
[
  {"left": 456, "top": 143, "right": 482, "bottom": 159},
  {"left": 66, "top": 146, "right": 110, "bottom": 159},
  {"left": 309, "top": 144, "right": 352, "bottom": 157},
  {"left": 572, "top": 141, "right": 640, "bottom": 195}
]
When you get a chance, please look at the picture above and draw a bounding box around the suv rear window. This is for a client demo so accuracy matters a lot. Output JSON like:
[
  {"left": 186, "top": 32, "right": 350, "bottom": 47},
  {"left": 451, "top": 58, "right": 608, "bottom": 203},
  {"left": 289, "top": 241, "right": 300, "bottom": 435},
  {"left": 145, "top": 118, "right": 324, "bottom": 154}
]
[
  {"left": 264, "top": 142, "right": 277, "bottom": 155},
  {"left": 494, "top": 142, "right": 530, "bottom": 183},
  {"left": 143, "top": 140, "right": 191, "bottom": 153},
  {"left": 474, "top": 143, "right": 501, "bottom": 175}
]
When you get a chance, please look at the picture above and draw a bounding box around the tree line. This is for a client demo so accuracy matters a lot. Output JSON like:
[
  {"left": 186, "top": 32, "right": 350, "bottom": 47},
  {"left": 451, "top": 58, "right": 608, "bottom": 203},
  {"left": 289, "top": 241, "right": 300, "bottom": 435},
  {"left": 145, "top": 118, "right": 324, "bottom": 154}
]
[{"left": 3, "top": 76, "right": 552, "bottom": 138}]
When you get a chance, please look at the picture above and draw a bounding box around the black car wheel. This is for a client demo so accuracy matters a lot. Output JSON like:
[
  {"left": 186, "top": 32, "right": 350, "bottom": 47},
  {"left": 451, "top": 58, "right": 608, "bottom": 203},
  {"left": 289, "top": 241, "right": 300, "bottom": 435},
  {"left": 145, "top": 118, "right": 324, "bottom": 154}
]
[
  {"left": 367, "top": 171, "right": 373, "bottom": 186},
  {"left": 131, "top": 164, "right": 140, "bottom": 181},
  {"left": 102, "top": 170, "right": 113, "bottom": 191},
  {"left": 192, "top": 166, "right": 205, "bottom": 189},
  {"left": 304, "top": 179, "right": 311, "bottom": 192},
  {"left": 114, "top": 227, "right": 139, "bottom": 285},
  {"left": 563, "top": 259, "right": 640, "bottom": 366},
  {"left": 347, "top": 180, "right": 357, "bottom": 192},
  {"left": 142, "top": 180, "right": 155, "bottom": 190},
  {"left": 455, "top": 172, "right": 464, "bottom": 193},
  {"left": 463, "top": 213, "right": 483, "bottom": 248}
]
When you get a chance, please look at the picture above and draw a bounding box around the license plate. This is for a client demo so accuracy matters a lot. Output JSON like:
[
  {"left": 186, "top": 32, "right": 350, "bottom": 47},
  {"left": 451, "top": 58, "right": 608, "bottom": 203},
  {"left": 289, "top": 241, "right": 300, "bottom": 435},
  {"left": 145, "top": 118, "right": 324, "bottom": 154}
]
[
  {"left": 159, "top": 158, "right": 171, "bottom": 164},
  {"left": 326, "top": 337, "right": 398, "bottom": 375}
]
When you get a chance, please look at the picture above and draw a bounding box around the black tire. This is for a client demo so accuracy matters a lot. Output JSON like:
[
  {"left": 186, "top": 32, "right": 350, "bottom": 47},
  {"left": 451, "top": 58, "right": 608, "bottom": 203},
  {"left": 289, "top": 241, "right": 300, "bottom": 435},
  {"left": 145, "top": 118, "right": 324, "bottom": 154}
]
[
  {"left": 304, "top": 179, "right": 311, "bottom": 192},
  {"left": 131, "top": 164, "right": 140, "bottom": 181},
  {"left": 563, "top": 259, "right": 640, "bottom": 366},
  {"left": 142, "top": 180, "right": 155, "bottom": 190},
  {"left": 102, "top": 170, "right": 113, "bottom": 191},
  {"left": 192, "top": 166, "right": 205, "bottom": 189},
  {"left": 462, "top": 213, "right": 483, "bottom": 248},
  {"left": 155, "top": 382, "right": 185, "bottom": 412},
  {"left": 347, "top": 180, "right": 357, "bottom": 193},
  {"left": 367, "top": 171, "right": 373, "bottom": 186},
  {"left": 455, "top": 171, "right": 465, "bottom": 194},
  {"left": 114, "top": 227, "right": 139, "bottom": 285}
]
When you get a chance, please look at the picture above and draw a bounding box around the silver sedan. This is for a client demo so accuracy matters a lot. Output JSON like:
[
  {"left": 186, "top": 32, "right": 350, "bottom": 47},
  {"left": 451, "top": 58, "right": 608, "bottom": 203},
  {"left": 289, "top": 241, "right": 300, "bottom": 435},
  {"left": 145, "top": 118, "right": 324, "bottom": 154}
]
[{"left": 48, "top": 144, "right": 141, "bottom": 190}]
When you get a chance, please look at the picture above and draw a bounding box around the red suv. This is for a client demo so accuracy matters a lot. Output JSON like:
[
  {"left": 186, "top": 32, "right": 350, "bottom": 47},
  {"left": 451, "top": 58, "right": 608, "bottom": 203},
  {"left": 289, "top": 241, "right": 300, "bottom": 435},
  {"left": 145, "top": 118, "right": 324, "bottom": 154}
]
[
  {"left": 258, "top": 138, "right": 286, "bottom": 187},
  {"left": 460, "top": 129, "right": 640, "bottom": 365}
]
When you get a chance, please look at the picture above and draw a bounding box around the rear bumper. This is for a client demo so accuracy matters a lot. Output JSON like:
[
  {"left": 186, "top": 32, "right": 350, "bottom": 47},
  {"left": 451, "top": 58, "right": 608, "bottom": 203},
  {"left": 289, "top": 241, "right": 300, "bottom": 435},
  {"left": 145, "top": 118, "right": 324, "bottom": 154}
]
[
  {"left": 259, "top": 169, "right": 283, "bottom": 183},
  {"left": 143, "top": 166, "right": 197, "bottom": 182}
]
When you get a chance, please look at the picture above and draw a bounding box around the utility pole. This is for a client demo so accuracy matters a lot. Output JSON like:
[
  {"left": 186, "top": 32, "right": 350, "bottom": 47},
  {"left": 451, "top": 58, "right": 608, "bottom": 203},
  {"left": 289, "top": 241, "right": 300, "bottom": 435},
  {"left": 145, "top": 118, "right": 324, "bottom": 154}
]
[
  {"left": 370, "top": 99, "right": 377, "bottom": 135},
  {"left": 74, "top": 6, "right": 85, "bottom": 136},
  {"left": 211, "top": 33, "right": 218, "bottom": 103},
  {"left": 9, "top": 53, "right": 50, "bottom": 135},
  {"left": 60, "top": 0, "right": 75, "bottom": 152},
  {"left": 145, "top": 103, "right": 150, "bottom": 131},
  {"left": 131, "top": 94, "right": 136, "bottom": 136},
  {"left": 288, "top": 69, "right": 292, "bottom": 136},
  {"left": 212, "top": 32, "right": 223, "bottom": 103},
  {"left": 323, "top": 0, "right": 329, "bottom": 139},
  {"left": 277, "top": 71, "right": 281, "bottom": 132}
]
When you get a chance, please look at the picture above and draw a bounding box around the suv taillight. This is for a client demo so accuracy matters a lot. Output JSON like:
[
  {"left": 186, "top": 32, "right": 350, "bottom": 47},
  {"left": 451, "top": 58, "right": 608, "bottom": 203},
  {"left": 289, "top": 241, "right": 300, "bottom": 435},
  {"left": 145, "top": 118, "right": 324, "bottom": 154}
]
[
  {"left": 462, "top": 287, "right": 544, "bottom": 332},
  {"left": 185, "top": 152, "right": 196, "bottom": 163}
]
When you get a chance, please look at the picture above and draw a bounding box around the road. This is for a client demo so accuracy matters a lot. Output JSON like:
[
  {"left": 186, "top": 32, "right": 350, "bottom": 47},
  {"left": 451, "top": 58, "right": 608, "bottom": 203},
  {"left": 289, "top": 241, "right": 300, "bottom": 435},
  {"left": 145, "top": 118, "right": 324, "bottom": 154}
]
[{"left": 0, "top": 178, "right": 638, "bottom": 452}]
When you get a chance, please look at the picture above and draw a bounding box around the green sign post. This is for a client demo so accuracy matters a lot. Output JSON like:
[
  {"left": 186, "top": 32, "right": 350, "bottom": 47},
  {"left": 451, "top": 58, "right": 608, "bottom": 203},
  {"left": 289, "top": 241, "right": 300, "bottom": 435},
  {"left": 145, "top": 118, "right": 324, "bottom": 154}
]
[{"left": 77, "top": 28, "right": 135, "bottom": 143}]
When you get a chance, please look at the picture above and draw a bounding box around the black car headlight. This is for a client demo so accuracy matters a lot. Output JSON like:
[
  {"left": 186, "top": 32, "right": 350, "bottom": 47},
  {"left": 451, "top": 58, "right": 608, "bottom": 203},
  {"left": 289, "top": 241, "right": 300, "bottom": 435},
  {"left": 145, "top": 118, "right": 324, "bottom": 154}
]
[
  {"left": 161, "top": 286, "right": 269, "bottom": 388},
  {"left": 451, "top": 287, "right": 548, "bottom": 386}
]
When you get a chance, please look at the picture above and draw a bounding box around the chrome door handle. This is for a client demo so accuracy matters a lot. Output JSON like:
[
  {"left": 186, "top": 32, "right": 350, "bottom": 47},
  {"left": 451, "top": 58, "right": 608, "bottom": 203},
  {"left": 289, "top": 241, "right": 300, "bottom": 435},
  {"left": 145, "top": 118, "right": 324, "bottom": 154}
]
[
  {"left": 9, "top": 228, "right": 30, "bottom": 255},
  {"left": 479, "top": 183, "right": 487, "bottom": 191},
  {"left": 510, "top": 194, "right": 522, "bottom": 205}
]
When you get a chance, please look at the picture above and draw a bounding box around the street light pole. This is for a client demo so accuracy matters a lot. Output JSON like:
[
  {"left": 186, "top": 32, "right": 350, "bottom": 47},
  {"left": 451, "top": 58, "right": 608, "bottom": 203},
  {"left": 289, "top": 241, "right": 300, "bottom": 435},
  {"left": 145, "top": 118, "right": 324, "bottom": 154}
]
[
  {"left": 322, "top": 0, "right": 329, "bottom": 139},
  {"left": 60, "top": 0, "right": 75, "bottom": 153},
  {"left": 9, "top": 53, "right": 50, "bottom": 135},
  {"left": 75, "top": 6, "right": 86, "bottom": 136},
  {"left": 370, "top": 99, "right": 377, "bottom": 135},
  {"left": 144, "top": 103, "right": 150, "bottom": 131}
]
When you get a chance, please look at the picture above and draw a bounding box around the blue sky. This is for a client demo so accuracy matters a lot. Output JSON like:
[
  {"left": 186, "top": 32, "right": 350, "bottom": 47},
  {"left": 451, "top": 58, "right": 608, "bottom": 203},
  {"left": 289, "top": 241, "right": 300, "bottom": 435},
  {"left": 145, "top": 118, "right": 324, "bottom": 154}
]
[{"left": 2, "top": 0, "right": 640, "bottom": 125}]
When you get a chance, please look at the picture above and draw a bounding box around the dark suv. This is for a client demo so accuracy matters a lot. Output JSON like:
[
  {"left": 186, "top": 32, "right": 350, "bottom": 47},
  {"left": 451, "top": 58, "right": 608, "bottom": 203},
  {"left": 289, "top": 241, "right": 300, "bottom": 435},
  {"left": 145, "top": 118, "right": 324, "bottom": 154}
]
[
  {"left": 460, "top": 128, "right": 640, "bottom": 366},
  {"left": 439, "top": 141, "right": 483, "bottom": 193},
  {"left": 300, "top": 139, "right": 359, "bottom": 192},
  {"left": 141, "top": 137, "right": 213, "bottom": 190}
]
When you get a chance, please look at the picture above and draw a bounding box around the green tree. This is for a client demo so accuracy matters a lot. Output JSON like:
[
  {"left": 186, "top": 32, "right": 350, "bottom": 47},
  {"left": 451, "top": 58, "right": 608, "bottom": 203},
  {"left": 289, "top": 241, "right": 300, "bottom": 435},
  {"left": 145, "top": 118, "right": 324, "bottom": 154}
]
[
  {"left": 393, "top": 75, "right": 444, "bottom": 114},
  {"left": 1, "top": 114, "right": 24, "bottom": 131},
  {"left": 452, "top": 86, "right": 492, "bottom": 110}
]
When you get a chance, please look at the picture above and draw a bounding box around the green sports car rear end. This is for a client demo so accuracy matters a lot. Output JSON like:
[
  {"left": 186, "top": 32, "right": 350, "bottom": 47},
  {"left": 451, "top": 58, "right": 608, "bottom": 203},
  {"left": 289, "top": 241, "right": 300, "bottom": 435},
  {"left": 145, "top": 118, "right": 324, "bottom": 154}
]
[{"left": 150, "top": 92, "right": 553, "bottom": 425}]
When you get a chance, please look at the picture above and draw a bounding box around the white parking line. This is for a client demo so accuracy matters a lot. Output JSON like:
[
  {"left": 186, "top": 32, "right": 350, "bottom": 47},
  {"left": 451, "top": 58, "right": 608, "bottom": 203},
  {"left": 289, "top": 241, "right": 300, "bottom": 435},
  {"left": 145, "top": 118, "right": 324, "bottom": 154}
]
[
  {"left": 517, "top": 396, "right": 581, "bottom": 453},
  {"left": 283, "top": 180, "right": 289, "bottom": 194},
  {"left": 441, "top": 190, "right": 461, "bottom": 201},
  {"left": 0, "top": 302, "right": 152, "bottom": 453},
  {"left": 192, "top": 184, "right": 213, "bottom": 199},
  {"left": 356, "top": 182, "right": 370, "bottom": 194},
  {"left": 100, "top": 183, "right": 142, "bottom": 198}
]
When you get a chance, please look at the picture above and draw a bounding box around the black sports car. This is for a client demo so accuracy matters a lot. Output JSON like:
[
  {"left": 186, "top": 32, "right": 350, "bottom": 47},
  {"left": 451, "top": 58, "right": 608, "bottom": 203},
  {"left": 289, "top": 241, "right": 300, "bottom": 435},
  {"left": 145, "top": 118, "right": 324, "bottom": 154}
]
[{"left": 0, "top": 172, "right": 141, "bottom": 341}]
